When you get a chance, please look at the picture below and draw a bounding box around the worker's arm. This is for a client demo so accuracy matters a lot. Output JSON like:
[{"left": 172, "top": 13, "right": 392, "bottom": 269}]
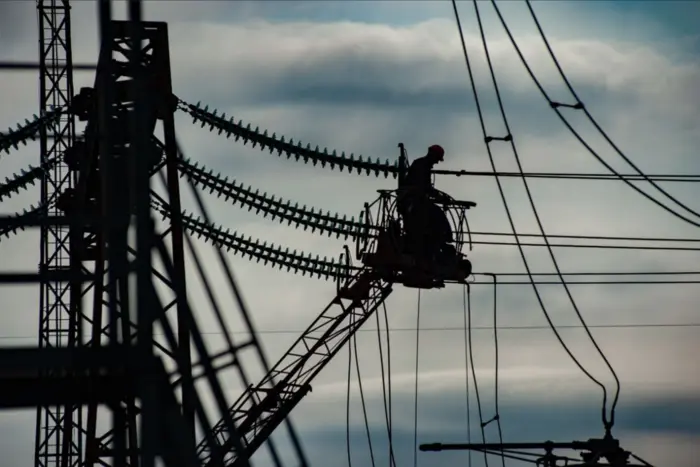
[{"left": 429, "top": 188, "right": 451, "bottom": 203}]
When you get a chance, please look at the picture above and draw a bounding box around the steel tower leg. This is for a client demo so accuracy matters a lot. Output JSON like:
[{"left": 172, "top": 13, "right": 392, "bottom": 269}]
[
  {"left": 72, "top": 18, "right": 198, "bottom": 464},
  {"left": 34, "top": 1, "right": 82, "bottom": 466}
]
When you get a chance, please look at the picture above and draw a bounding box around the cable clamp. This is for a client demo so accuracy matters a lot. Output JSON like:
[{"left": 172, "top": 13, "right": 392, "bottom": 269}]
[
  {"left": 480, "top": 413, "right": 500, "bottom": 428},
  {"left": 550, "top": 101, "right": 584, "bottom": 110},
  {"left": 484, "top": 135, "right": 512, "bottom": 144}
]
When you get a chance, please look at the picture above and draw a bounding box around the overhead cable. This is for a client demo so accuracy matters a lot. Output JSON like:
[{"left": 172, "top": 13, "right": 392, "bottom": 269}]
[
  {"left": 484, "top": 275, "right": 505, "bottom": 467},
  {"left": 523, "top": 0, "right": 700, "bottom": 221},
  {"left": 0, "top": 107, "right": 64, "bottom": 157},
  {"left": 352, "top": 313, "right": 376, "bottom": 467},
  {"left": 470, "top": 0, "right": 621, "bottom": 431},
  {"left": 452, "top": 0, "right": 615, "bottom": 432},
  {"left": 177, "top": 99, "right": 398, "bottom": 178},
  {"left": 154, "top": 201, "right": 700, "bottom": 283},
  {"left": 413, "top": 290, "right": 421, "bottom": 467},
  {"left": 376, "top": 304, "right": 397, "bottom": 467},
  {"left": 460, "top": 231, "right": 700, "bottom": 244},
  {"left": 0, "top": 321, "right": 696, "bottom": 343},
  {"left": 465, "top": 285, "right": 490, "bottom": 467},
  {"left": 178, "top": 158, "right": 370, "bottom": 240},
  {"left": 488, "top": 0, "right": 700, "bottom": 230},
  {"left": 0, "top": 203, "right": 49, "bottom": 241},
  {"left": 0, "top": 157, "right": 58, "bottom": 202},
  {"left": 434, "top": 169, "right": 700, "bottom": 183},
  {"left": 346, "top": 327, "right": 353, "bottom": 467}
]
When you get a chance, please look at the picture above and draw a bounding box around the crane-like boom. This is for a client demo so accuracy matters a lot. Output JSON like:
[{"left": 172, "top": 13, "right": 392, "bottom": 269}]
[
  {"left": 198, "top": 269, "right": 393, "bottom": 466},
  {"left": 197, "top": 144, "right": 476, "bottom": 466}
]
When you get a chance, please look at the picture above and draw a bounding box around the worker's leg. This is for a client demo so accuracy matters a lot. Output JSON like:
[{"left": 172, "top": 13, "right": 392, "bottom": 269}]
[
  {"left": 428, "top": 203, "right": 453, "bottom": 243},
  {"left": 410, "top": 199, "right": 434, "bottom": 266},
  {"left": 404, "top": 196, "right": 426, "bottom": 254},
  {"left": 423, "top": 202, "right": 447, "bottom": 259}
]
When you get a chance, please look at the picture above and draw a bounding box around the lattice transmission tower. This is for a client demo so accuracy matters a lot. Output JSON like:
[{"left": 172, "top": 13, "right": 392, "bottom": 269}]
[
  {"left": 34, "top": 1, "right": 82, "bottom": 465},
  {"left": 12, "top": 3, "right": 291, "bottom": 466}
]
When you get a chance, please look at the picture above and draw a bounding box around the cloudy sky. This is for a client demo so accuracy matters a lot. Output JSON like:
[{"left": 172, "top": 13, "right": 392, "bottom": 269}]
[{"left": 1, "top": 0, "right": 699, "bottom": 466}]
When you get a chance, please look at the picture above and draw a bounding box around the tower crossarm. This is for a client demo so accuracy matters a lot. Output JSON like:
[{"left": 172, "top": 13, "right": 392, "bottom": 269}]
[{"left": 197, "top": 270, "right": 393, "bottom": 466}]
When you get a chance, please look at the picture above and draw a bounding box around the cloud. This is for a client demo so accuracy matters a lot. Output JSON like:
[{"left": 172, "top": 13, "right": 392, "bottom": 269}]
[
  {"left": 275, "top": 382, "right": 700, "bottom": 467},
  {"left": 163, "top": 16, "right": 699, "bottom": 122},
  {"left": 0, "top": 2, "right": 699, "bottom": 465}
]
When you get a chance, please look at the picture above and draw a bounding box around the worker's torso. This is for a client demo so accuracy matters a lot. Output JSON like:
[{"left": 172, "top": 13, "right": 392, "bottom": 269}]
[{"left": 403, "top": 157, "right": 433, "bottom": 192}]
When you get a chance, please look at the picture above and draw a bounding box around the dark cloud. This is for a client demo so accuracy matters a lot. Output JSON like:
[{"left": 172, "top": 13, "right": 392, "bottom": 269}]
[
  {"left": 1, "top": 5, "right": 699, "bottom": 466},
  {"left": 288, "top": 391, "right": 700, "bottom": 467}
]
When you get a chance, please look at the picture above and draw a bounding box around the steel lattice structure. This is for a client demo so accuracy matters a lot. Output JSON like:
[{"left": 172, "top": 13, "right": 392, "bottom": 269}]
[
  {"left": 35, "top": 1, "right": 82, "bottom": 466},
  {"left": 2, "top": 2, "right": 304, "bottom": 466},
  {"left": 0, "top": 1, "right": 671, "bottom": 466}
]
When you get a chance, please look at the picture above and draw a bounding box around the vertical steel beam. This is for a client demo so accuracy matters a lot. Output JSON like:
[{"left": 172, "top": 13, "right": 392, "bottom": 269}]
[
  {"left": 126, "top": 2, "right": 159, "bottom": 466},
  {"left": 82, "top": 18, "right": 199, "bottom": 464},
  {"left": 34, "top": 1, "right": 82, "bottom": 466},
  {"left": 157, "top": 23, "right": 196, "bottom": 446}
]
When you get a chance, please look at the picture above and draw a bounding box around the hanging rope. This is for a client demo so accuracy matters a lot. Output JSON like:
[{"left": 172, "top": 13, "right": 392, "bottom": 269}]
[
  {"left": 463, "top": 285, "right": 472, "bottom": 467},
  {"left": 353, "top": 316, "right": 377, "bottom": 467},
  {"left": 471, "top": 0, "right": 620, "bottom": 433},
  {"left": 493, "top": 276, "right": 506, "bottom": 467},
  {"left": 346, "top": 319, "right": 353, "bottom": 467},
  {"left": 385, "top": 303, "right": 395, "bottom": 467},
  {"left": 522, "top": 0, "right": 630, "bottom": 426},
  {"left": 376, "top": 304, "right": 397, "bottom": 467},
  {"left": 451, "top": 0, "right": 614, "bottom": 433},
  {"left": 413, "top": 290, "right": 422, "bottom": 467},
  {"left": 346, "top": 307, "right": 377, "bottom": 467},
  {"left": 482, "top": 274, "right": 506, "bottom": 467},
  {"left": 465, "top": 284, "right": 489, "bottom": 467}
]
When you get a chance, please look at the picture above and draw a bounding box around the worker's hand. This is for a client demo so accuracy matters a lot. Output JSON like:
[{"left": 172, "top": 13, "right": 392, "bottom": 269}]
[{"left": 431, "top": 190, "right": 451, "bottom": 203}]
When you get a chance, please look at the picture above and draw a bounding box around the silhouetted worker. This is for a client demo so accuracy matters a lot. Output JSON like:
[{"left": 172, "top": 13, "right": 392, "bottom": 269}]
[{"left": 398, "top": 145, "right": 453, "bottom": 266}]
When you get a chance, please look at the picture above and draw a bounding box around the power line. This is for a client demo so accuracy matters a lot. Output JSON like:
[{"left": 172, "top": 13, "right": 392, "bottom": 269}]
[
  {"left": 0, "top": 322, "right": 696, "bottom": 342},
  {"left": 412, "top": 290, "right": 421, "bottom": 467},
  {"left": 464, "top": 240, "right": 700, "bottom": 251},
  {"left": 467, "top": 280, "right": 700, "bottom": 285},
  {"left": 522, "top": 0, "right": 700, "bottom": 225},
  {"left": 474, "top": 271, "right": 700, "bottom": 276},
  {"left": 0, "top": 61, "right": 97, "bottom": 70},
  {"left": 433, "top": 169, "right": 700, "bottom": 183},
  {"left": 461, "top": 231, "right": 700, "bottom": 244},
  {"left": 459, "top": 0, "right": 618, "bottom": 431},
  {"left": 488, "top": 1, "right": 700, "bottom": 231},
  {"left": 465, "top": 285, "right": 490, "bottom": 467}
]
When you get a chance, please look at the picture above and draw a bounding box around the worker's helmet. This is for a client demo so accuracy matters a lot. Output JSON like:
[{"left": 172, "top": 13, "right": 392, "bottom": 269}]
[{"left": 428, "top": 144, "right": 445, "bottom": 161}]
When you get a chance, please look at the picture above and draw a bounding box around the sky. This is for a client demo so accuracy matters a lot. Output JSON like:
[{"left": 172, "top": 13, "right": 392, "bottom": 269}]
[{"left": 0, "top": 0, "right": 699, "bottom": 466}]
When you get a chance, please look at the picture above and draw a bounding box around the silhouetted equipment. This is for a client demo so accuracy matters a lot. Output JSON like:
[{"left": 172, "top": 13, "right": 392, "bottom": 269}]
[
  {"left": 3, "top": 13, "right": 258, "bottom": 467},
  {"left": 199, "top": 144, "right": 478, "bottom": 466},
  {"left": 420, "top": 436, "right": 654, "bottom": 467},
  {"left": 0, "top": 3, "right": 657, "bottom": 465},
  {"left": 355, "top": 143, "right": 476, "bottom": 290}
]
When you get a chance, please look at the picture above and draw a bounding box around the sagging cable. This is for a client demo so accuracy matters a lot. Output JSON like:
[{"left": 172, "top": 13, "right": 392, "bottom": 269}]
[
  {"left": 0, "top": 158, "right": 59, "bottom": 202},
  {"left": 452, "top": 0, "right": 614, "bottom": 433},
  {"left": 0, "top": 106, "right": 64, "bottom": 156},
  {"left": 490, "top": 0, "right": 700, "bottom": 231},
  {"left": 176, "top": 98, "right": 399, "bottom": 178},
  {"left": 0, "top": 203, "right": 48, "bottom": 241},
  {"left": 178, "top": 158, "right": 373, "bottom": 240},
  {"left": 474, "top": 0, "right": 620, "bottom": 432},
  {"left": 464, "top": 284, "right": 489, "bottom": 467},
  {"left": 153, "top": 201, "right": 361, "bottom": 281}
]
